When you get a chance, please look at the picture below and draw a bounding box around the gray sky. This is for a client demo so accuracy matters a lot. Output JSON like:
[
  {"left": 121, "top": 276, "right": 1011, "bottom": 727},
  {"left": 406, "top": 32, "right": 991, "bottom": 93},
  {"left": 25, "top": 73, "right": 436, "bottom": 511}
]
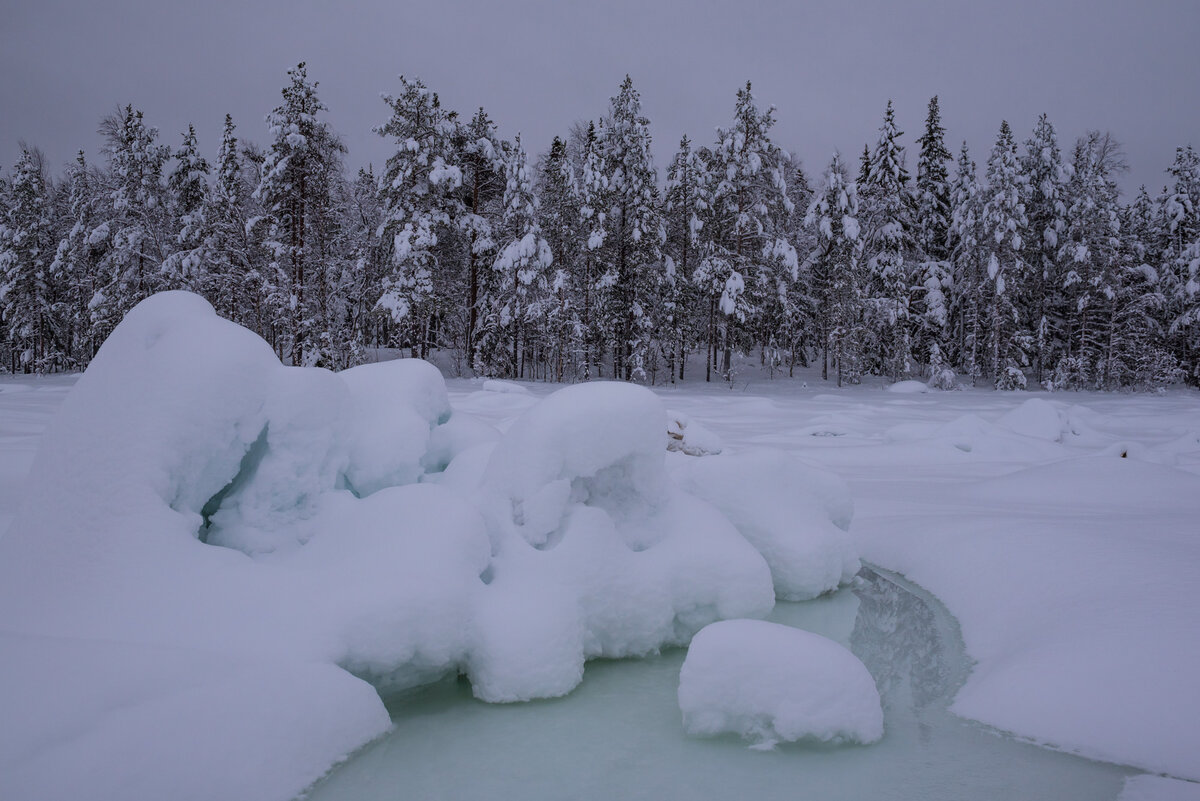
[{"left": 2, "top": 0, "right": 1197, "bottom": 194}]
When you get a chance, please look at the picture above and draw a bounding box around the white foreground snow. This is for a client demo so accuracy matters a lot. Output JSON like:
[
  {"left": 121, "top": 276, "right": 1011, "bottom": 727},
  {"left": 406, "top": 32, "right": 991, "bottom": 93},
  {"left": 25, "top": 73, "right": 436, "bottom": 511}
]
[
  {"left": 678, "top": 619, "right": 883, "bottom": 748},
  {"left": 0, "top": 293, "right": 858, "bottom": 801}
]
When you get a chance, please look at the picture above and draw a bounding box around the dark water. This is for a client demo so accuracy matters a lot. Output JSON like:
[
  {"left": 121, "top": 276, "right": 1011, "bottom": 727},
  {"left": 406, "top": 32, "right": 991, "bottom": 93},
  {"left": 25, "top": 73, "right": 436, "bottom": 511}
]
[{"left": 303, "top": 567, "right": 1132, "bottom": 801}]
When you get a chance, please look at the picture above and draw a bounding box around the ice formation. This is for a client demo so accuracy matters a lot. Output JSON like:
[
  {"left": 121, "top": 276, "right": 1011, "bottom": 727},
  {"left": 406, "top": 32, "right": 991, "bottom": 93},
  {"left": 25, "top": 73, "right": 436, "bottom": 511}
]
[{"left": 678, "top": 619, "right": 883, "bottom": 748}]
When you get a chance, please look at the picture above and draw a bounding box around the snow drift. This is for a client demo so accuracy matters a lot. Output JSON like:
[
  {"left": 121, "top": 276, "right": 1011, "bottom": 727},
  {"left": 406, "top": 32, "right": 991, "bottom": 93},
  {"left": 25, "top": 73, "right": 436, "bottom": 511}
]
[{"left": 0, "top": 292, "right": 859, "bottom": 801}]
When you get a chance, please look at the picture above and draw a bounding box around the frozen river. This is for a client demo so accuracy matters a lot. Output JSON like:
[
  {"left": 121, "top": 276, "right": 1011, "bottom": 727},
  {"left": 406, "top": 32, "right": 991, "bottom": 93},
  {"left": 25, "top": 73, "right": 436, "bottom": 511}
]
[{"left": 308, "top": 566, "right": 1128, "bottom": 801}]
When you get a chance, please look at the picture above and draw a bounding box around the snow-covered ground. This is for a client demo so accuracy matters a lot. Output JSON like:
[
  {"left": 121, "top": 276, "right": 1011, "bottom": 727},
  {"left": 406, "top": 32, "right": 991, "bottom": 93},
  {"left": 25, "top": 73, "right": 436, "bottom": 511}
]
[{"left": 1, "top": 295, "right": 1198, "bottom": 801}]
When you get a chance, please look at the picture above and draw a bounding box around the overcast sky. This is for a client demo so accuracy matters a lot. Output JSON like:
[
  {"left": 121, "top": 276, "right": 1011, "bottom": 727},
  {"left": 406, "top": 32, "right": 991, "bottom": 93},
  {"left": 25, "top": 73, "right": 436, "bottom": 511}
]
[{"left": 2, "top": 0, "right": 1197, "bottom": 194}]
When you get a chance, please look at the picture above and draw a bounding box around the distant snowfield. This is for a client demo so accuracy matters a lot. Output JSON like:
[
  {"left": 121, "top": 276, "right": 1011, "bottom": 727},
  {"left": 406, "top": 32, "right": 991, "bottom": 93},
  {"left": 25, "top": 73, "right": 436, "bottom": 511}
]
[{"left": 0, "top": 297, "right": 1198, "bottom": 801}]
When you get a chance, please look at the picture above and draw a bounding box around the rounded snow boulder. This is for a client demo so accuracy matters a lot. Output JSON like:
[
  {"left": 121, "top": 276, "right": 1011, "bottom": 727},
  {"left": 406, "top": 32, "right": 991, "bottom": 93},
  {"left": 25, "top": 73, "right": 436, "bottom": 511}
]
[{"left": 678, "top": 619, "right": 883, "bottom": 749}]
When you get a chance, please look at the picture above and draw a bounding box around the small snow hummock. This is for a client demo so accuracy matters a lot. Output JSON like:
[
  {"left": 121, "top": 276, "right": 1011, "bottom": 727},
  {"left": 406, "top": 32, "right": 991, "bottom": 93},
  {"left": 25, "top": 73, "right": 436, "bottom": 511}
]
[
  {"left": 678, "top": 619, "right": 883, "bottom": 750},
  {"left": 886, "top": 379, "right": 930, "bottom": 394}
]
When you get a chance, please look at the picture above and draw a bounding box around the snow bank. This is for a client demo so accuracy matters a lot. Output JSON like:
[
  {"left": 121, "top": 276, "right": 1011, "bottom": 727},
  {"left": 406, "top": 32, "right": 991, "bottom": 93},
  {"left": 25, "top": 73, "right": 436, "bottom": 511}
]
[
  {"left": 2, "top": 292, "right": 843, "bottom": 797},
  {"left": 670, "top": 450, "right": 857, "bottom": 600},
  {"left": 678, "top": 619, "right": 883, "bottom": 748}
]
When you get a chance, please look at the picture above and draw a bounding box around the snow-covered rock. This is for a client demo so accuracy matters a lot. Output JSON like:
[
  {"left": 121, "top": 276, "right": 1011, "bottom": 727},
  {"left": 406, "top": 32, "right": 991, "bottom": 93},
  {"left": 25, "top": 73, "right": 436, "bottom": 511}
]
[
  {"left": 678, "top": 619, "right": 883, "bottom": 749},
  {"left": 886, "top": 379, "right": 929, "bottom": 394}
]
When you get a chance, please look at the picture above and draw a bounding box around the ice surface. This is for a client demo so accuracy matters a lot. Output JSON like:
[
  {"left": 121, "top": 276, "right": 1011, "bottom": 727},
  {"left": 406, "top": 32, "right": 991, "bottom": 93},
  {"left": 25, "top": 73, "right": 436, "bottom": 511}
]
[{"left": 678, "top": 619, "right": 883, "bottom": 748}]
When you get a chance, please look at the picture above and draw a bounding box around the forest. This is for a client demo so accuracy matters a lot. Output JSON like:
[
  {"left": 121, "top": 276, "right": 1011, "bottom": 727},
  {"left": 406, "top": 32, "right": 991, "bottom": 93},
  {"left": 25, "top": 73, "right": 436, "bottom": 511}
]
[{"left": 1, "top": 63, "right": 1197, "bottom": 390}]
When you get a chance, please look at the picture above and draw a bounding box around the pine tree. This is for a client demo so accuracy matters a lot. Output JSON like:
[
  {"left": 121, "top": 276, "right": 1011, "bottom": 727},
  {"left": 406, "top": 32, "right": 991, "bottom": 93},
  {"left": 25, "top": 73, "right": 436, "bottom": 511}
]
[
  {"left": 863, "top": 100, "right": 916, "bottom": 380},
  {"left": 255, "top": 63, "right": 349, "bottom": 365},
  {"left": 91, "top": 105, "right": 171, "bottom": 344},
  {"left": 0, "top": 148, "right": 58, "bottom": 371},
  {"left": 536, "top": 135, "right": 583, "bottom": 381},
  {"left": 592, "top": 76, "right": 664, "bottom": 381},
  {"left": 374, "top": 75, "right": 462, "bottom": 358},
  {"left": 49, "top": 151, "right": 106, "bottom": 365},
  {"left": 948, "top": 142, "right": 985, "bottom": 382},
  {"left": 662, "top": 134, "right": 710, "bottom": 382},
  {"left": 577, "top": 121, "right": 608, "bottom": 379},
  {"left": 452, "top": 108, "right": 504, "bottom": 370},
  {"left": 915, "top": 96, "right": 952, "bottom": 261},
  {"left": 805, "top": 152, "right": 864, "bottom": 386},
  {"left": 698, "top": 81, "right": 796, "bottom": 381},
  {"left": 1054, "top": 132, "right": 1124, "bottom": 389},
  {"left": 1163, "top": 145, "right": 1200, "bottom": 384},
  {"left": 163, "top": 124, "right": 211, "bottom": 291},
  {"left": 1021, "top": 114, "right": 1068, "bottom": 383},
  {"left": 478, "top": 134, "right": 553, "bottom": 377},
  {"left": 981, "top": 121, "right": 1029, "bottom": 389}
]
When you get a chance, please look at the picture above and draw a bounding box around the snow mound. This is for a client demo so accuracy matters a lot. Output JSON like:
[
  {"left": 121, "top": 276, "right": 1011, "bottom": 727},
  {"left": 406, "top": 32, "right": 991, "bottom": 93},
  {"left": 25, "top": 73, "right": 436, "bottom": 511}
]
[
  {"left": 678, "top": 619, "right": 883, "bottom": 748},
  {"left": 996, "top": 397, "right": 1064, "bottom": 441},
  {"left": 480, "top": 378, "right": 530, "bottom": 394},
  {"left": 1, "top": 294, "right": 814, "bottom": 795},
  {"left": 886, "top": 380, "right": 929, "bottom": 394},
  {"left": 340, "top": 358, "right": 452, "bottom": 496},
  {"left": 666, "top": 410, "right": 723, "bottom": 456},
  {"left": 470, "top": 382, "right": 775, "bottom": 701},
  {"left": 671, "top": 450, "right": 857, "bottom": 600}
]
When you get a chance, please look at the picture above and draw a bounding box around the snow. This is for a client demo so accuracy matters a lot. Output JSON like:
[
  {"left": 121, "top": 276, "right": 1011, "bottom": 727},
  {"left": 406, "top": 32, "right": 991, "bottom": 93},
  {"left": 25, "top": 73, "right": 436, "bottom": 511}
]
[
  {"left": 670, "top": 450, "right": 858, "bottom": 600},
  {"left": 0, "top": 293, "right": 863, "bottom": 799},
  {"left": 1120, "top": 776, "right": 1200, "bottom": 801},
  {"left": 2, "top": 304, "right": 1199, "bottom": 796},
  {"left": 678, "top": 619, "right": 883, "bottom": 748}
]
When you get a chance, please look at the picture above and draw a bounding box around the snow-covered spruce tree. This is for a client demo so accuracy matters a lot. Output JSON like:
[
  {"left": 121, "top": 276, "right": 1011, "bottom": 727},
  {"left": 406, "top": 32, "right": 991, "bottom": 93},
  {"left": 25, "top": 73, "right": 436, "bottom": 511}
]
[
  {"left": 698, "top": 82, "right": 796, "bottom": 382},
  {"left": 477, "top": 134, "right": 552, "bottom": 378},
  {"left": 1162, "top": 145, "right": 1200, "bottom": 384},
  {"left": 254, "top": 64, "right": 349, "bottom": 366},
  {"left": 805, "top": 152, "right": 864, "bottom": 386},
  {"left": 49, "top": 151, "right": 107, "bottom": 366},
  {"left": 0, "top": 148, "right": 58, "bottom": 372},
  {"left": 341, "top": 166, "right": 388, "bottom": 358},
  {"left": 662, "top": 134, "right": 711, "bottom": 382},
  {"left": 948, "top": 142, "right": 985, "bottom": 383},
  {"left": 981, "top": 121, "right": 1030, "bottom": 389},
  {"left": 915, "top": 97, "right": 952, "bottom": 262},
  {"left": 1054, "top": 131, "right": 1124, "bottom": 389},
  {"left": 1106, "top": 185, "right": 1178, "bottom": 388},
  {"left": 162, "top": 124, "right": 211, "bottom": 292},
  {"left": 862, "top": 100, "right": 916, "bottom": 380},
  {"left": 451, "top": 107, "right": 504, "bottom": 371},
  {"left": 203, "top": 115, "right": 260, "bottom": 328},
  {"left": 1021, "top": 114, "right": 1069, "bottom": 384},
  {"left": 536, "top": 135, "right": 582, "bottom": 381},
  {"left": 577, "top": 121, "right": 608, "bottom": 379},
  {"left": 90, "top": 105, "right": 171, "bottom": 346},
  {"left": 595, "top": 76, "right": 664, "bottom": 381},
  {"left": 914, "top": 96, "right": 954, "bottom": 375},
  {"left": 374, "top": 75, "right": 462, "bottom": 359}
]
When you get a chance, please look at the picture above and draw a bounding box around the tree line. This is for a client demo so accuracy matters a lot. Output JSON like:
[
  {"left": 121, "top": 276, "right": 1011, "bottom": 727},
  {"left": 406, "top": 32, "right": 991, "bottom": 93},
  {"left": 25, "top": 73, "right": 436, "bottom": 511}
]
[{"left": 1, "top": 63, "right": 1197, "bottom": 389}]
